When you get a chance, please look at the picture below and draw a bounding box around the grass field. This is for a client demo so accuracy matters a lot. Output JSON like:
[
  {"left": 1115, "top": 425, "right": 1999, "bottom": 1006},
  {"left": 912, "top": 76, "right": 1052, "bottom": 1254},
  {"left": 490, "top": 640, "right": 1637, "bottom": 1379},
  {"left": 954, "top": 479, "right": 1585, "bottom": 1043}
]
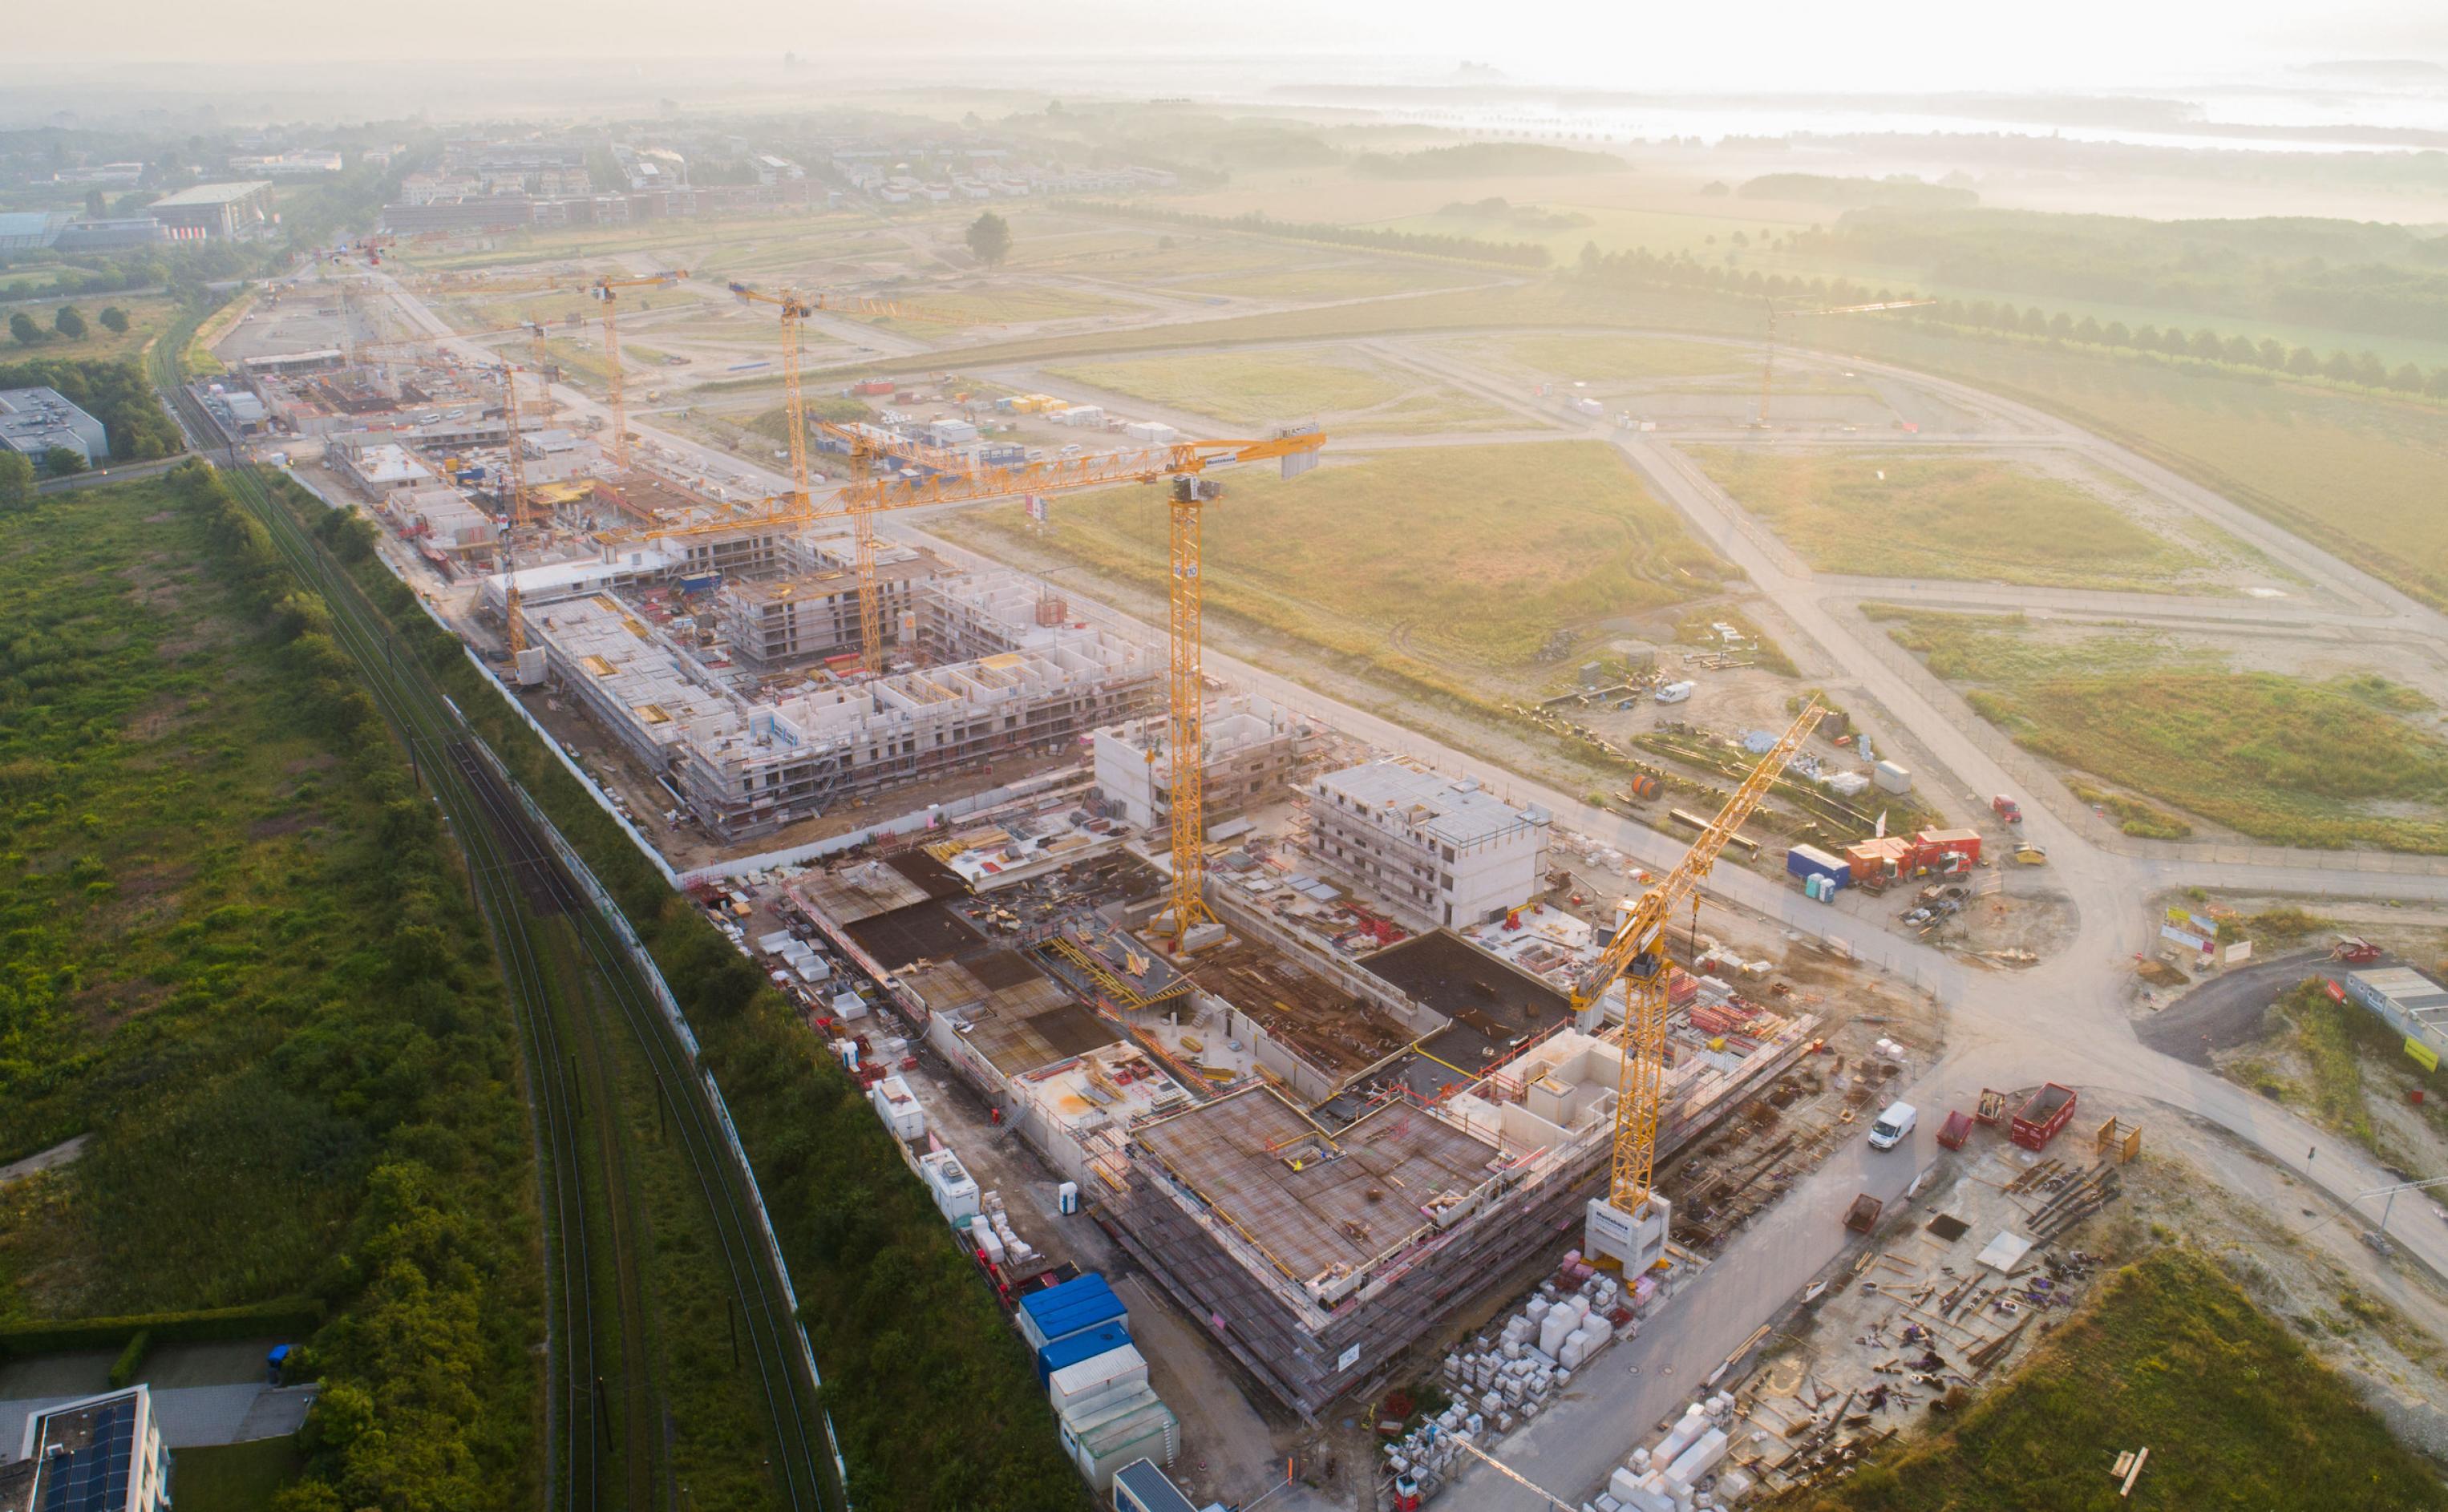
[
  {"left": 0, "top": 470, "right": 539, "bottom": 1503},
  {"left": 863, "top": 281, "right": 1125, "bottom": 338},
  {"left": 172, "top": 1437, "right": 303, "bottom": 1512},
  {"left": 1878, "top": 609, "right": 2448, "bottom": 850},
  {"left": 1043, "top": 349, "right": 1514, "bottom": 434},
  {"left": 1811, "top": 1247, "right": 2448, "bottom": 1512},
  {"left": 1, "top": 293, "right": 184, "bottom": 368},
  {"left": 1475, "top": 332, "right": 1751, "bottom": 382},
  {"left": 945, "top": 440, "right": 1728, "bottom": 700},
  {"left": 1838, "top": 325, "right": 2448, "bottom": 612},
  {"left": 1695, "top": 449, "right": 2221, "bottom": 591},
  {"left": 1176, "top": 263, "right": 1503, "bottom": 301}
]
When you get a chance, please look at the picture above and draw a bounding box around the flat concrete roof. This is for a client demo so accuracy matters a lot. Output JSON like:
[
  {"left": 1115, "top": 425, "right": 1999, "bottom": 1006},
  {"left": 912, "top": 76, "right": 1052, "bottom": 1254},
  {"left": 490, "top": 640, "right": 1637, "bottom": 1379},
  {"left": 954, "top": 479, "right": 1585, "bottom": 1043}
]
[
  {"left": 150, "top": 180, "right": 273, "bottom": 206},
  {"left": 1135, "top": 1088, "right": 1500, "bottom": 1288}
]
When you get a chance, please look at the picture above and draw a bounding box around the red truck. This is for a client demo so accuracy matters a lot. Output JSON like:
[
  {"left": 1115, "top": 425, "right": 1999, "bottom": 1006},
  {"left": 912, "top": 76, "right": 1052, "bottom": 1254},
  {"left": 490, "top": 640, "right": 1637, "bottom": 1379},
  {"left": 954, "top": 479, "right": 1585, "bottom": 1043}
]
[
  {"left": 2010, "top": 1082, "right": 2078, "bottom": 1150},
  {"left": 1991, "top": 794, "right": 2023, "bottom": 824}
]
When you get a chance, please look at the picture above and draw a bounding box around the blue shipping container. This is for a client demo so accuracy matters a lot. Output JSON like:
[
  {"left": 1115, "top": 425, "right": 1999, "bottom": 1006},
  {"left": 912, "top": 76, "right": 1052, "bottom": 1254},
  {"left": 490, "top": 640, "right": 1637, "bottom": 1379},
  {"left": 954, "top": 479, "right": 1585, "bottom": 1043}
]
[
  {"left": 1019, "top": 1274, "right": 1126, "bottom": 1349},
  {"left": 1036, "top": 1320, "right": 1133, "bottom": 1385},
  {"left": 1786, "top": 844, "right": 1851, "bottom": 888}
]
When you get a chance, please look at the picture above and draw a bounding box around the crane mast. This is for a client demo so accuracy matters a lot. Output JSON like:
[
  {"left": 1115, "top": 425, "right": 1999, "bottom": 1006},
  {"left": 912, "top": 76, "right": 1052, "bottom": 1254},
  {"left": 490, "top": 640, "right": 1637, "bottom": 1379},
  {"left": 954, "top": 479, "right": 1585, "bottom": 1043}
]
[
  {"left": 1576, "top": 697, "right": 1823, "bottom": 1275},
  {"left": 832, "top": 429, "right": 1326, "bottom": 940},
  {"left": 593, "top": 269, "right": 687, "bottom": 470}
]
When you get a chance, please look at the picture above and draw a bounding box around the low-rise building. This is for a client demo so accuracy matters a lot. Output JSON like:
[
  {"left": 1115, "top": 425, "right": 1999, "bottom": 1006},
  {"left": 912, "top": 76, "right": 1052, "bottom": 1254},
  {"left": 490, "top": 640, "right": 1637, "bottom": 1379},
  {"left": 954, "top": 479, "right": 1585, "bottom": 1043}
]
[
  {"left": 1306, "top": 761, "right": 1548, "bottom": 929},
  {"left": 1, "top": 1385, "right": 173, "bottom": 1511},
  {"left": 332, "top": 440, "right": 436, "bottom": 497},
  {"left": 0, "top": 386, "right": 108, "bottom": 464}
]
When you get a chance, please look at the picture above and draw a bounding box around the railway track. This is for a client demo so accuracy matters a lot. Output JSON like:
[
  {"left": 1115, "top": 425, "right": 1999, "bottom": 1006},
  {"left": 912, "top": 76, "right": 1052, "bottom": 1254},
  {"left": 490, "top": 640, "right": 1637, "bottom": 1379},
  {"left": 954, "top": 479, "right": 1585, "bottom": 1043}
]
[{"left": 153, "top": 339, "right": 840, "bottom": 1510}]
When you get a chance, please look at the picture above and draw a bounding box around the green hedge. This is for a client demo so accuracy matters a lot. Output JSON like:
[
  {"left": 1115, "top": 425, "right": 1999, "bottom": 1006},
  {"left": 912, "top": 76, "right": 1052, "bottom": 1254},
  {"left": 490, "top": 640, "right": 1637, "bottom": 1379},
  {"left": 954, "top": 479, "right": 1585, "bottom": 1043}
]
[
  {"left": 107, "top": 1331, "right": 152, "bottom": 1389},
  {"left": 0, "top": 1297, "right": 323, "bottom": 1360}
]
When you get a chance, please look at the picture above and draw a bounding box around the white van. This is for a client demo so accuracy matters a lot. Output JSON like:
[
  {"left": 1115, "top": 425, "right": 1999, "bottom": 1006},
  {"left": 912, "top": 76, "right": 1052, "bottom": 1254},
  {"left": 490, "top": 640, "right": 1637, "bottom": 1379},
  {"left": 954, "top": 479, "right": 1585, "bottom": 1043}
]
[
  {"left": 1867, "top": 1102, "right": 1917, "bottom": 1151},
  {"left": 1653, "top": 681, "right": 1695, "bottom": 705}
]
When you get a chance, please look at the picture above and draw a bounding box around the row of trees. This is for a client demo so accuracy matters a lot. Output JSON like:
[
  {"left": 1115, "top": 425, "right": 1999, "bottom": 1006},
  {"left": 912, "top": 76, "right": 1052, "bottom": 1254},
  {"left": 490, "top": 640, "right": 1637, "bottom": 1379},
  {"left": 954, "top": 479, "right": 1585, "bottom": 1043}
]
[
  {"left": 8, "top": 305, "right": 128, "bottom": 346},
  {"left": 1572, "top": 244, "right": 2448, "bottom": 405},
  {"left": 1898, "top": 297, "right": 2448, "bottom": 399}
]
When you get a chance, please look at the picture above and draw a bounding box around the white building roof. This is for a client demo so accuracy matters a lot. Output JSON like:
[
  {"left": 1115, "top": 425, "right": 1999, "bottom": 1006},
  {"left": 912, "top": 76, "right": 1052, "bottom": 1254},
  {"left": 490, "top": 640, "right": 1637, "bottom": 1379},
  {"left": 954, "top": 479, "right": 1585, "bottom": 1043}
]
[
  {"left": 1317, "top": 761, "right": 1548, "bottom": 849},
  {"left": 349, "top": 444, "right": 433, "bottom": 486}
]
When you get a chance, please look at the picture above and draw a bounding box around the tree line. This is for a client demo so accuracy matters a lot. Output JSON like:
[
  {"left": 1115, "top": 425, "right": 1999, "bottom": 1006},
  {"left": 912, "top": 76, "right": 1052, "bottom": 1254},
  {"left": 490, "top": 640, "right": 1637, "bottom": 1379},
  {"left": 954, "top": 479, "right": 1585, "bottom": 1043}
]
[{"left": 1573, "top": 244, "right": 2448, "bottom": 403}]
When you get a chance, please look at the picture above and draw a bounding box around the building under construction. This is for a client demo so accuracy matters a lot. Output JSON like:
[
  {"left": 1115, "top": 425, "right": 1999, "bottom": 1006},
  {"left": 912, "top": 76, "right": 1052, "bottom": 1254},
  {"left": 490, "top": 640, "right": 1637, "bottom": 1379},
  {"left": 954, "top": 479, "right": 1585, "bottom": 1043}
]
[{"left": 523, "top": 559, "right": 1159, "bottom": 838}]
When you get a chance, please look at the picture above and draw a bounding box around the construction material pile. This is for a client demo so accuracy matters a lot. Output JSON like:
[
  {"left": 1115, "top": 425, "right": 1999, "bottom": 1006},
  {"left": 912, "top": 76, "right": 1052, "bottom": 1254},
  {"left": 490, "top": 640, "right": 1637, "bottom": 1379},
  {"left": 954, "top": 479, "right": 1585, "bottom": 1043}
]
[
  {"left": 1385, "top": 1265, "right": 1645, "bottom": 1504},
  {"left": 1600, "top": 1393, "right": 1756, "bottom": 1510}
]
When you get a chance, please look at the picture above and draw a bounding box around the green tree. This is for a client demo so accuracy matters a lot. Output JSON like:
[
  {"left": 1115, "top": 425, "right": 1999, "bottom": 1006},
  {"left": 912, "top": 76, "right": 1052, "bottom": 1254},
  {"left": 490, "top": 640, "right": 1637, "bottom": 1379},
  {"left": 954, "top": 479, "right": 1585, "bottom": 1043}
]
[
  {"left": 2190, "top": 328, "right": 2223, "bottom": 359},
  {"left": 99, "top": 306, "right": 129, "bottom": 334},
  {"left": 964, "top": 210, "right": 1012, "bottom": 269},
  {"left": 2389, "top": 362, "right": 2425, "bottom": 392},
  {"left": 83, "top": 188, "right": 106, "bottom": 219},
  {"left": 2288, "top": 346, "right": 2321, "bottom": 376},
  {"left": 2074, "top": 315, "right": 2103, "bottom": 344},
  {"left": 2102, "top": 321, "right": 2131, "bottom": 347},
  {"left": 2223, "top": 334, "right": 2257, "bottom": 365},
  {"left": 2255, "top": 338, "right": 2287, "bottom": 369},
  {"left": 9, "top": 312, "right": 39, "bottom": 346},
  {"left": 2428, "top": 368, "right": 2448, "bottom": 400},
  {"left": 0, "top": 449, "right": 34, "bottom": 507},
  {"left": 2321, "top": 350, "right": 2356, "bottom": 382},
  {"left": 2353, "top": 350, "right": 2389, "bottom": 387},
  {"left": 42, "top": 446, "right": 85, "bottom": 477},
  {"left": 54, "top": 306, "right": 86, "bottom": 340}
]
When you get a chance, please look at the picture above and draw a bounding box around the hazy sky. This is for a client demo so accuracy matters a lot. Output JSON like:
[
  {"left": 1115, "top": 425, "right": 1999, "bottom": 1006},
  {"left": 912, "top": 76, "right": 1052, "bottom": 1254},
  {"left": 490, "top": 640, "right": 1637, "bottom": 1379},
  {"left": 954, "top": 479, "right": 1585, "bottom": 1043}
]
[{"left": 11, "top": 0, "right": 2447, "bottom": 92}]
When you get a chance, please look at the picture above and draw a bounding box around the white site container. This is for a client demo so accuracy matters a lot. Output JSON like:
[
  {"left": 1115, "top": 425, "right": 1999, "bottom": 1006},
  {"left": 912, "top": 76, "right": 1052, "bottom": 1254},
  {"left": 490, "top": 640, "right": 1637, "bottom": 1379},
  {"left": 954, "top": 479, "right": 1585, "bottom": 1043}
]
[
  {"left": 1050, "top": 1343, "right": 1148, "bottom": 1417},
  {"left": 829, "top": 988, "right": 868, "bottom": 1021},
  {"left": 868, "top": 1074, "right": 926, "bottom": 1141},
  {"left": 919, "top": 1149, "right": 979, "bottom": 1223}
]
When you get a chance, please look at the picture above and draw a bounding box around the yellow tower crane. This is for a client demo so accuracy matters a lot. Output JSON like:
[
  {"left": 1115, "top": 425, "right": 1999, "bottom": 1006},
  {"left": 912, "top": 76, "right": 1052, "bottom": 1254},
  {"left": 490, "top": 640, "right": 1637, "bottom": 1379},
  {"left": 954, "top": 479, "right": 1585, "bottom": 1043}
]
[
  {"left": 725, "top": 281, "right": 926, "bottom": 674},
  {"left": 1755, "top": 298, "right": 1936, "bottom": 428},
  {"left": 594, "top": 429, "right": 1329, "bottom": 940},
  {"left": 840, "top": 430, "right": 1325, "bottom": 942},
  {"left": 591, "top": 269, "right": 689, "bottom": 469},
  {"left": 1575, "top": 697, "right": 1824, "bottom": 1274}
]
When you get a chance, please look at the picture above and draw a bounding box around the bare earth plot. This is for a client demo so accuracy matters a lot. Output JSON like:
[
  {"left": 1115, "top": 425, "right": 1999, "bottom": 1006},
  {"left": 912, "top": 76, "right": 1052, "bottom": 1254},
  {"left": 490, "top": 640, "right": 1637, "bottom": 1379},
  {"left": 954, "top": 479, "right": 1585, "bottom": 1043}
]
[
  {"left": 1697, "top": 447, "right": 2299, "bottom": 594},
  {"left": 1042, "top": 348, "right": 1515, "bottom": 435},
  {"left": 939, "top": 439, "right": 1730, "bottom": 705},
  {"left": 1878, "top": 608, "right": 2448, "bottom": 851}
]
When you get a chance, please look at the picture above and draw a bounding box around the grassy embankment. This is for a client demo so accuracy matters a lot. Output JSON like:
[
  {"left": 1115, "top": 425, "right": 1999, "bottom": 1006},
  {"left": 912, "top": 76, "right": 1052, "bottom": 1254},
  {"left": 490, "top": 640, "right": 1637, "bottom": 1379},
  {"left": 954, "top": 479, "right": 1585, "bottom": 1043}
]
[
  {"left": 942, "top": 439, "right": 1729, "bottom": 713},
  {"left": 1802, "top": 1247, "right": 2448, "bottom": 1512},
  {"left": 1043, "top": 349, "right": 1514, "bottom": 435},
  {"left": 1693, "top": 449, "right": 2237, "bottom": 592},
  {"left": 269, "top": 475, "right": 1091, "bottom": 1511},
  {"left": 0, "top": 471, "right": 538, "bottom": 1507},
  {"left": 2228, "top": 980, "right": 2448, "bottom": 1163},
  {"left": 1873, "top": 607, "right": 2448, "bottom": 851}
]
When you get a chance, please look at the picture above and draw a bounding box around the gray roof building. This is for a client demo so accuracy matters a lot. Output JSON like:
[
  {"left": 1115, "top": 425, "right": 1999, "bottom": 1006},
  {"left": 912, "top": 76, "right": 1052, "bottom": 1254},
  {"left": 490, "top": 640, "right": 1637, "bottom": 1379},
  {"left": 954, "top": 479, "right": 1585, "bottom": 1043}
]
[{"left": 0, "top": 388, "right": 109, "bottom": 465}]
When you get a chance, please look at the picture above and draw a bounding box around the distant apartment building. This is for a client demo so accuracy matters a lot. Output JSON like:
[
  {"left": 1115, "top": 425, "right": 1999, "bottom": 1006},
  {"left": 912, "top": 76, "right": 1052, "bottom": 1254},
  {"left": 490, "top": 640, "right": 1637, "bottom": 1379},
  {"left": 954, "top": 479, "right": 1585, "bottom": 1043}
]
[
  {"left": 144, "top": 180, "right": 274, "bottom": 240},
  {"left": 1307, "top": 761, "right": 1549, "bottom": 929}
]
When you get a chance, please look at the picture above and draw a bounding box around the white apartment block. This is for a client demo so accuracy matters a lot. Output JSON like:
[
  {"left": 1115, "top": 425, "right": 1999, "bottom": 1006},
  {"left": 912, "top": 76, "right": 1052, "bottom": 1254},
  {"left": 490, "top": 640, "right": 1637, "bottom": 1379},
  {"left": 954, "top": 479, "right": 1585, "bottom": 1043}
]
[
  {"left": 1307, "top": 762, "right": 1550, "bottom": 929},
  {"left": 1092, "top": 695, "right": 1317, "bottom": 831},
  {"left": 528, "top": 564, "right": 1159, "bottom": 838}
]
